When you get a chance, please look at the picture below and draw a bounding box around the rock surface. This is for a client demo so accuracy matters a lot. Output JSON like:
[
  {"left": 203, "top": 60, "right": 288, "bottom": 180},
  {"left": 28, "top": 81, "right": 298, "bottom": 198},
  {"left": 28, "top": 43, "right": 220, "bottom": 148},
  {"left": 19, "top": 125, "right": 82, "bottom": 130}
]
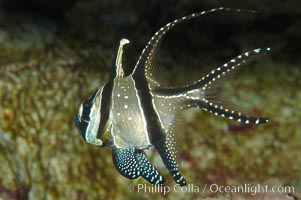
[{"left": 0, "top": 0, "right": 300, "bottom": 199}]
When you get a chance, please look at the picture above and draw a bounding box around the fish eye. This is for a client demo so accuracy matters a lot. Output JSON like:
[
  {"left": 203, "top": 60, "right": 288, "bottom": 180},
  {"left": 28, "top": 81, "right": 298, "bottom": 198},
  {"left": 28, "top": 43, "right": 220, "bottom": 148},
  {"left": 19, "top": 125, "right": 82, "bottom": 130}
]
[
  {"left": 83, "top": 100, "right": 93, "bottom": 108},
  {"left": 82, "top": 89, "right": 99, "bottom": 108}
]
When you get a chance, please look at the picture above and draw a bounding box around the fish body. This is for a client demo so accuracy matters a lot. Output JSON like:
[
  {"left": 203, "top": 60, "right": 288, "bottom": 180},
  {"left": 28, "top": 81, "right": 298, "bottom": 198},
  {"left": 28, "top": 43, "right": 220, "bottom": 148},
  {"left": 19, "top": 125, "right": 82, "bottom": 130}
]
[
  {"left": 110, "top": 76, "right": 152, "bottom": 149},
  {"left": 74, "top": 7, "right": 270, "bottom": 186}
]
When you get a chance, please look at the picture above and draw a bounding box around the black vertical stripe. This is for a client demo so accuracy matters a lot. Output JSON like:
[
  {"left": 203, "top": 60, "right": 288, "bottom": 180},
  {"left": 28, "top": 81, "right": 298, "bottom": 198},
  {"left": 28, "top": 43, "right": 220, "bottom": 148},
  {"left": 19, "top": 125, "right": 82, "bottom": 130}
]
[
  {"left": 97, "top": 81, "right": 114, "bottom": 139},
  {"left": 132, "top": 74, "right": 165, "bottom": 144},
  {"left": 81, "top": 89, "right": 99, "bottom": 122}
]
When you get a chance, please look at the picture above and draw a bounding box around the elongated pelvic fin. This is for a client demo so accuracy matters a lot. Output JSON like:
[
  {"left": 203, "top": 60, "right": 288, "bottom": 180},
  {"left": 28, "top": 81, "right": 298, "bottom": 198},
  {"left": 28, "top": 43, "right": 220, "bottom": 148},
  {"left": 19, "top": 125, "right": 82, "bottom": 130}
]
[
  {"left": 112, "top": 147, "right": 140, "bottom": 179},
  {"left": 114, "top": 38, "right": 130, "bottom": 78},
  {"left": 135, "top": 150, "right": 165, "bottom": 185},
  {"left": 112, "top": 147, "right": 165, "bottom": 185}
]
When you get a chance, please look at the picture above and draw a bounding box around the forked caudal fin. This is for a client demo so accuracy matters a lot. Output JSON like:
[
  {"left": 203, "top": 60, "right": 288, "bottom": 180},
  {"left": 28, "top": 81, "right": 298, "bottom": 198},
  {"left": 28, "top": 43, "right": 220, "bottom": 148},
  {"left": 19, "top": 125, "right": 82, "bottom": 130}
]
[
  {"left": 200, "top": 102, "right": 269, "bottom": 124},
  {"left": 198, "top": 47, "right": 271, "bottom": 124},
  {"left": 155, "top": 47, "right": 271, "bottom": 124}
]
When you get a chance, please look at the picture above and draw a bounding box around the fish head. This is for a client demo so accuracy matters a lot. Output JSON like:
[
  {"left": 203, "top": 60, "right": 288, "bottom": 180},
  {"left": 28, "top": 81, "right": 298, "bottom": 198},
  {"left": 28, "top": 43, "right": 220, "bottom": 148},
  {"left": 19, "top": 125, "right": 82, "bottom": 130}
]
[{"left": 74, "top": 87, "right": 105, "bottom": 146}]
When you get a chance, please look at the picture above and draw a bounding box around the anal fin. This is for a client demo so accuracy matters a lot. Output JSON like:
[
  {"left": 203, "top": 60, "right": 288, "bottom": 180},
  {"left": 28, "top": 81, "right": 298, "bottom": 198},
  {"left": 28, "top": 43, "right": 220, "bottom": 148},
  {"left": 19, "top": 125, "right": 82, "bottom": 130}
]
[{"left": 154, "top": 139, "right": 187, "bottom": 186}]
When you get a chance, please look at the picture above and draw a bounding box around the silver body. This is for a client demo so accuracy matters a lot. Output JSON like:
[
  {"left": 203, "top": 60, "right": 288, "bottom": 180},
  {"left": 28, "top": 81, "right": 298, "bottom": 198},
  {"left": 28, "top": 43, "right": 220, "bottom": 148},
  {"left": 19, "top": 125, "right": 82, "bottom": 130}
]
[
  {"left": 110, "top": 77, "right": 151, "bottom": 149},
  {"left": 108, "top": 76, "right": 205, "bottom": 149}
]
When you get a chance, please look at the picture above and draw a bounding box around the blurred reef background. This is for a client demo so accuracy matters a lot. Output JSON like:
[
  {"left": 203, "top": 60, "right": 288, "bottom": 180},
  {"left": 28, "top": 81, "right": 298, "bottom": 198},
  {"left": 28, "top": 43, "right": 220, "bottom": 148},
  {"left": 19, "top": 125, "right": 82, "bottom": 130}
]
[{"left": 0, "top": 0, "right": 300, "bottom": 199}]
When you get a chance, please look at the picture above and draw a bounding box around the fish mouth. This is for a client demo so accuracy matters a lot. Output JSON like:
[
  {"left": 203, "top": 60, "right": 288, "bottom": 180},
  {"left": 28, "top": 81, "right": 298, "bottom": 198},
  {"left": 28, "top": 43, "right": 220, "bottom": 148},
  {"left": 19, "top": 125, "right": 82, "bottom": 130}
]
[{"left": 74, "top": 114, "right": 80, "bottom": 131}]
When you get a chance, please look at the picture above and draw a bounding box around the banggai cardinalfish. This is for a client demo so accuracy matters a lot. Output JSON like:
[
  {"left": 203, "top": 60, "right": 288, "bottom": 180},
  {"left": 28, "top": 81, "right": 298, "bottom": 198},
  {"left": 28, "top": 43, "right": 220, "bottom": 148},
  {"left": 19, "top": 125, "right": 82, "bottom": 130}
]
[{"left": 74, "top": 7, "right": 270, "bottom": 186}]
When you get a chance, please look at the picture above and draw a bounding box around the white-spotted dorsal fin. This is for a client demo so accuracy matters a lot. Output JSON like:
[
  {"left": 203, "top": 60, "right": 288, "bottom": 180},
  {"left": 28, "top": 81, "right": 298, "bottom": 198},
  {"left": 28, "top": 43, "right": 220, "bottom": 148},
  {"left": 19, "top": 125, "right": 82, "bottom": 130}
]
[
  {"left": 114, "top": 38, "right": 130, "bottom": 79},
  {"left": 132, "top": 7, "right": 255, "bottom": 84}
]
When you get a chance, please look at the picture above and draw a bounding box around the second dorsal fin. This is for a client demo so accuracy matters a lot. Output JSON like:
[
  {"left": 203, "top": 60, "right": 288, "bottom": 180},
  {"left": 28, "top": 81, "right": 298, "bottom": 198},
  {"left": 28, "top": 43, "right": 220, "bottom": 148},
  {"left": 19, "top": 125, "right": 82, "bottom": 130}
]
[{"left": 132, "top": 7, "right": 256, "bottom": 84}]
